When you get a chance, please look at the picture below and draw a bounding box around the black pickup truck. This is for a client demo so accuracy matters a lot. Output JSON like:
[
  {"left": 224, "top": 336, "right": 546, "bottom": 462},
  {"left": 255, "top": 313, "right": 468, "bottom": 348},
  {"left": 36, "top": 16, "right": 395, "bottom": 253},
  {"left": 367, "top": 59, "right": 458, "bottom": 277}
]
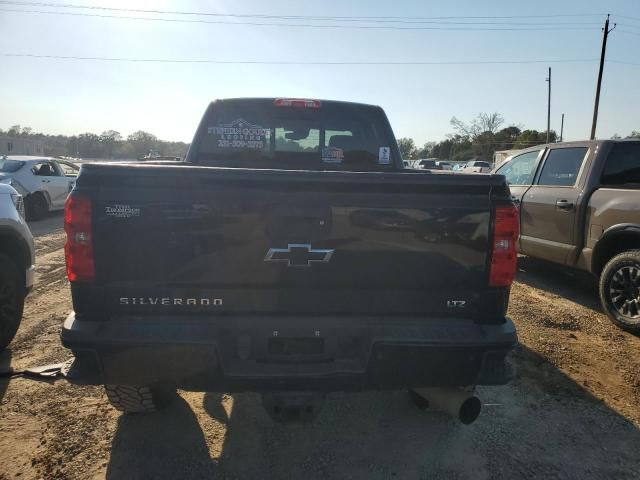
[{"left": 62, "top": 98, "right": 518, "bottom": 423}]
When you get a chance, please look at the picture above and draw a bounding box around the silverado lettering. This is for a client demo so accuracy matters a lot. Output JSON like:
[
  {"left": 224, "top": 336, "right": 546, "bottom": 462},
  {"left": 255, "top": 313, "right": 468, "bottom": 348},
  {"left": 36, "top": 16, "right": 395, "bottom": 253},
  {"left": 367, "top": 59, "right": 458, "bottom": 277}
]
[{"left": 119, "top": 297, "right": 223, "bottom": 306}]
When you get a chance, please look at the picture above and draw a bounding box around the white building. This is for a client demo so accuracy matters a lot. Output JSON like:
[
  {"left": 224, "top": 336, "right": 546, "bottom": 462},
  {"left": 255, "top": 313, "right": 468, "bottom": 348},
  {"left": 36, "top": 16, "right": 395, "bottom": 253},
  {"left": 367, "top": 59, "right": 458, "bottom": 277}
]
[{"left": 0, "top": 136, "right": 45, "bottom": 156}]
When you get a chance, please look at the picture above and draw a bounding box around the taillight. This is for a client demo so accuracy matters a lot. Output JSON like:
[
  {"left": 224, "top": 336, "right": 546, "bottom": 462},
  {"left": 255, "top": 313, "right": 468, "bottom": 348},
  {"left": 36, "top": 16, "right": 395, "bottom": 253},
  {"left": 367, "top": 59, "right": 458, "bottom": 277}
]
[
  {"left": 274, "top": 98, "right": 321, "bottom": 108},
  {"left": 64, "top": 194, "right": 95, "bottom": 282},
  {"left": 489, "top": 205, "right": 519, "bottom": 287}
]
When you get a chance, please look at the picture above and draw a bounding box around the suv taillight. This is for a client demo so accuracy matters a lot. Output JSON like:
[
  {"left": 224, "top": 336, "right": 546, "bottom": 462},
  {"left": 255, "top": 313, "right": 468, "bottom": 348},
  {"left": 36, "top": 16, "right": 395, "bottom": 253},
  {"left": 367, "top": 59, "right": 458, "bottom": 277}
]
[
  {"left": 489, "top": 205, "right": 519, "bottom": 287},
  {"left": 64, "top": 194, "right": 95, "bottom": 282}
]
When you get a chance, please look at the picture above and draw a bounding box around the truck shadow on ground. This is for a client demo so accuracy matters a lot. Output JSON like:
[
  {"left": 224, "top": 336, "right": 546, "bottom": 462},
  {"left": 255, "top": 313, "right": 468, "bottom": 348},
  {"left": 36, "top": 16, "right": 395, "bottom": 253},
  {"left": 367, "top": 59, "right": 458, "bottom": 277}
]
[
  {"left": 0, "top": 349, "right": 11, "bottom": 404},
  {"left": 105, "top": 345, "right": 640, "bottom": 480},
  {"left": 106, "top": 395, "right": 220, "bottom": 479},
  {"left": 516, "top": 256, "right": 603, "bottom": 313}
]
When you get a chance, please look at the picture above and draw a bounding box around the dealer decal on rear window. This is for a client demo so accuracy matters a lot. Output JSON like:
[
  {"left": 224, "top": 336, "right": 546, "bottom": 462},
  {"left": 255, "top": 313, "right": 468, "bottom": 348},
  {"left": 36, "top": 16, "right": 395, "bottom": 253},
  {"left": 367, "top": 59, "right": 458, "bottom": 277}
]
[
  {"left": 378, "top": 147, "right": 391, "bottom": 165},
  {"left": 321, "top": 147, "right": 344, "bottom": 164},
  {"left": 207, "top": 118, "right": 271, "bottom": 149}
]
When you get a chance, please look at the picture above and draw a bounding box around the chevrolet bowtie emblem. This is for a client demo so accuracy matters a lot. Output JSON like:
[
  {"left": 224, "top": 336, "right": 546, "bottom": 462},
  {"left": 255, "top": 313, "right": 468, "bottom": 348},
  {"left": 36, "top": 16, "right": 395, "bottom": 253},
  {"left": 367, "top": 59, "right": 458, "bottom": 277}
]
[{"left": 264, "top": 244, "right": 334, "bottom": 267}]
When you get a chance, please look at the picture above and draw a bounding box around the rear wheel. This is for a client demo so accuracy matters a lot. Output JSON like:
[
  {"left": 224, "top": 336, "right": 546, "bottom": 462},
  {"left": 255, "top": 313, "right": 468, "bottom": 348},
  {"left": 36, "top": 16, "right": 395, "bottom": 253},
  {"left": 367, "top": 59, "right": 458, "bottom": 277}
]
[
  {"left": 104, "top": 385, "right": 177, "bottom": 414},
  {"left": 0, "top": 255, "right": 24, "bottom": 350},
  {"left": 599, "top": 250, "right": 640, "bottom": 334},
  {"left": 26, "top": 193, "right": 48, "bottom": 221}
]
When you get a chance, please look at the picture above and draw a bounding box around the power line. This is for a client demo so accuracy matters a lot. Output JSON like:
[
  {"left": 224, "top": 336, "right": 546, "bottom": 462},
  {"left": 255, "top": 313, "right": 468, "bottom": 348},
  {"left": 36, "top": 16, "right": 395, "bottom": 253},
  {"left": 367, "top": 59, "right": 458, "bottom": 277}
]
[
  {"left": 617, "top": 30, "right": 640, "bottom": 37},
  {"left": 0, "top": 53, "right": 606, "bottom": 65},
  {"left": 615, "top": 14, "right": 640, "bottom": 22},
  {"left": 617, "top": 23, "right": 640, "bottom": 30},
  {"left": 0, "top": 1, "right": 609, "bottom": 22},
  {"left": 5, "top": 53, "right": 638, "bottom": 67},
  {"left": 608, "top": 59, "right": 640, "bottom": 66},
  {"left": 0, "top": 8, "right": 603, "bottom": 30}
]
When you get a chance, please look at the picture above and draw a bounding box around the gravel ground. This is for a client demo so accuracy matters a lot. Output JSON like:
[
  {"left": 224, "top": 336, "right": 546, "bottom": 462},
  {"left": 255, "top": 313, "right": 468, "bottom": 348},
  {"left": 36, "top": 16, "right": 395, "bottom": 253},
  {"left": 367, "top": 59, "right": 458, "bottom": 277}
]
[{"left": 0, "top": 212, "right": 639, "bottom": 480}]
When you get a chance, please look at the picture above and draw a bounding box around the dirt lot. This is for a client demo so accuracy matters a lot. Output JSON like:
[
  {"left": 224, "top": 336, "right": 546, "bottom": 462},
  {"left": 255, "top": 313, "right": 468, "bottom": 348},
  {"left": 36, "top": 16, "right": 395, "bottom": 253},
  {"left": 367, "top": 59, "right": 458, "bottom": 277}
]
[{"left": 1, "top": 212, "right": 639, "bottom": 479}]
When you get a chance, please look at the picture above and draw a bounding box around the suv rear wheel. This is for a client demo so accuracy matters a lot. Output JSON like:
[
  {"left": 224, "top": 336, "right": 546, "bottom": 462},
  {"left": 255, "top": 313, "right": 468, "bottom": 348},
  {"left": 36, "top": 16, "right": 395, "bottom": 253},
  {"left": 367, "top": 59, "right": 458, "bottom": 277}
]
[
  {"left": 104, "top": 384, "right": 177, "bottom": 413},
  {"left": 599, "top": 250, "right": 640, "bottom": 334},
  {"left": 0, "top": 255, "right": 24, "bottom": 350}
]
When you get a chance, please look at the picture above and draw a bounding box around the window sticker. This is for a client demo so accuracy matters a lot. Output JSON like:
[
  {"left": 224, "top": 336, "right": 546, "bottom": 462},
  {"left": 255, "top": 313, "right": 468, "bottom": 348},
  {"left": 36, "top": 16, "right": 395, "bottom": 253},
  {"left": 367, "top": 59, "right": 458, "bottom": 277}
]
[
  {"left": 321, "top": 147, "right": 344, "bottom": 164},
  {"left": 378, "top": 146, "right": 391, "bottom": 165},
  {"left": 207, "top": 118, "right": 271, "bottom": 149}
]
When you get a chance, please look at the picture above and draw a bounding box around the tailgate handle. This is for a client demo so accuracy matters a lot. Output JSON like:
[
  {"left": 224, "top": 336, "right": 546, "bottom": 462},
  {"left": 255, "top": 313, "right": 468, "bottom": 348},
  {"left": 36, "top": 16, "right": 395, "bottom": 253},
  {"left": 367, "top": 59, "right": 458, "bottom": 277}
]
[{"left": 555, "top": 199, "right": 573, "bottom": 211}]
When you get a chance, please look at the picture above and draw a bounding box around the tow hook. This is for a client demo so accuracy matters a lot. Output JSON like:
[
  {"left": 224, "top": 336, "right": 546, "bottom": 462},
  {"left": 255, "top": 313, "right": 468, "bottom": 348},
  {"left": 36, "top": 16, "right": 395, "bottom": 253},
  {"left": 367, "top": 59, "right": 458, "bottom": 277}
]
[
  {"left": 261, "top": 392, "right": 326, "bottom": 423},
  {"left": 409, "top": 387, "right": 482, "bottom": 425}
]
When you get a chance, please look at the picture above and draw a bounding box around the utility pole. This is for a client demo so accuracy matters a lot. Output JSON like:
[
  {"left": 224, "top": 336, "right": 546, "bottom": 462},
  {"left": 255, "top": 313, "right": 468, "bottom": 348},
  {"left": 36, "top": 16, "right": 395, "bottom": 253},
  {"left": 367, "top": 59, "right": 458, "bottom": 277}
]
[
  {"left": 546, "top": 67, "right": 551, "bottom": 143},
  {"left": 590, "top": 14, "right": 616, "bottom": 140},
  {"left": 560, "top": 113, "right": 565, "bottom": 142}
]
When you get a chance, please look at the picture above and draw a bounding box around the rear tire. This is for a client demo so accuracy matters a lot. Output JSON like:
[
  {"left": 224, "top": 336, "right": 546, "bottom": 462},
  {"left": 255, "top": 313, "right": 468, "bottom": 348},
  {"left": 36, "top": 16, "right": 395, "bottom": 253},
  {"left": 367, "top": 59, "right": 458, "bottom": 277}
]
[
  {"left": 599, "top": 250, "right": 640, "bottom": 334},
  {"left": 104, "top": 385, "right": 177, "bottom": 414},
  {"left": 0, "top": 255, "right": 24, "bottom": 350},
  {"left": 26, "top": 193, "right": 48, "bottom": 221}
]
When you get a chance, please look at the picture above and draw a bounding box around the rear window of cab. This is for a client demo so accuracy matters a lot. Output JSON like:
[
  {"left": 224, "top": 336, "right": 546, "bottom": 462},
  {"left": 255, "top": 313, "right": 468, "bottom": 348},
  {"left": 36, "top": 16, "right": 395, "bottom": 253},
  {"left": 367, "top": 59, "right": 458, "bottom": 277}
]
[{"left": 192, "top": 99, "right": 396, "bottom": 171}]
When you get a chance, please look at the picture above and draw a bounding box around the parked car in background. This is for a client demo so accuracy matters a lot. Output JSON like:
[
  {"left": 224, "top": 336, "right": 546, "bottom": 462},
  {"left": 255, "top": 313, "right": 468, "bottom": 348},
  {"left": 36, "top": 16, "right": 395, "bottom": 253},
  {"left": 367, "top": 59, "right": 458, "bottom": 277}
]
[
  {"left": 436, "top": 161, "right": 453, "bottom": 170},
  {"left": 452, "top": 163, "right": 467, "bottom": 172},
  {"left": 494, "top": 149, "right": 522, "bottom": 170},
  {"left": 495, "top": 139, "right": 640, "bottom": 333},
  {"left": 463, "top": 161, "right": 492, "bottom": 173},
  {"left": 0, "top": 156, "right": 80, "bottom": 220},
  {"left": 416, "top": 159, "right": 442, "bottom": 170},
  {"left": 0, "top": 183, "right": 35, "bottom": 349}
]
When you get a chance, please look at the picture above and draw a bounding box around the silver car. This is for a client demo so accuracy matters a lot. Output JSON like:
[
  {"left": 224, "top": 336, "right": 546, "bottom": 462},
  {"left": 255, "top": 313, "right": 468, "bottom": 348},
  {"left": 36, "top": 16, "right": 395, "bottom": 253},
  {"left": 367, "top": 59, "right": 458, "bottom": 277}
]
[
  {"left": 0, "top": 182, "right": 35, "bottom": 349},
  {"left": 0, "top": 156, "right": 80, "bottom": 220}
]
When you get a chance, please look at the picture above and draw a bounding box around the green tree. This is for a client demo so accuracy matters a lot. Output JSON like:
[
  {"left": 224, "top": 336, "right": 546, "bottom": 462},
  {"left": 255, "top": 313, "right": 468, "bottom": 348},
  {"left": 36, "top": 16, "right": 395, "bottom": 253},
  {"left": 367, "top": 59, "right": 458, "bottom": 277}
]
[
  {"left": 450, "top": 113, "right": 507, "bottom": 161},
  {"left": 514, "top": 130, "right": 556, "bottom": 149},
  {"left": 450, "top": 112, "right": 504, "bottom": 139},
  {"left": 127, "top": 130, "right": 158, "bottom": 157},
  {"left": 430, "top": 139, "right": 454, "bottom": 160},
  {"left": 77, "top": 133, "right": 103, "bottom": 157},
  {"left": 397, "top": 137, "right": 417, "bottom": 159},
  {"left": 7, "top": 125, "right": 21, "bottom": 136},
  {"left": 416, "top": 142, "right": 436, "bottom": 159},
  {"left": 100, "top": 130, "right": 122, "bottom": 158},
  {"left": 627, "top": 131, "right": 640, "bottom": 139}
]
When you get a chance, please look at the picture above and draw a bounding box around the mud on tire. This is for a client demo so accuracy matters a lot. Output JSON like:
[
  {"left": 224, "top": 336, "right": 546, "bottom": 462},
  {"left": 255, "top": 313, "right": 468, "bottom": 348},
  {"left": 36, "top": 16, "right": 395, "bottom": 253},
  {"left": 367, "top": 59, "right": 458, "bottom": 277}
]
[{"left": 104, "top": 385, "right": 177, "bottom": 413}]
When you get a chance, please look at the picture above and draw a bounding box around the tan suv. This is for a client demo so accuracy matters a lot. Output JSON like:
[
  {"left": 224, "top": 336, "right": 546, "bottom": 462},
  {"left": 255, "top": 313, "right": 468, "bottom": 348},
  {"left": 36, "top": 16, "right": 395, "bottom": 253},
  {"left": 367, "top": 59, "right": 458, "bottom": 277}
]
[{"left": 495, "top": 140, "right": 640, "bottom": 333}]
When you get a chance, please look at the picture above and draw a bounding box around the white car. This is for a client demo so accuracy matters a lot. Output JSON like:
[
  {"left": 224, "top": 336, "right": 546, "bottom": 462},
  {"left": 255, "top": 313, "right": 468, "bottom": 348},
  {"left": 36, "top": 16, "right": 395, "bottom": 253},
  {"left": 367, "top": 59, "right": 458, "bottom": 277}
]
[
  {"left": 0, "top": 156, "right": 80, "bottom": 220},
  {"left": 463, "top": 161, "right": 492, "bottom": 174}
]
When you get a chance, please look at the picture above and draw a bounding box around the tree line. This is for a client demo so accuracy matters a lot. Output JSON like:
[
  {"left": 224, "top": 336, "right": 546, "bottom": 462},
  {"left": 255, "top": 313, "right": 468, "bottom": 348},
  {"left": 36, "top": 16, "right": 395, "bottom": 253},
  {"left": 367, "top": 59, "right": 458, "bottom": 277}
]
[
  {"left": 1, "top": 125, "right": 189, "bottom": 159},
  {"left": 397, "top": 113, "right": 640, "bottom": 162}
]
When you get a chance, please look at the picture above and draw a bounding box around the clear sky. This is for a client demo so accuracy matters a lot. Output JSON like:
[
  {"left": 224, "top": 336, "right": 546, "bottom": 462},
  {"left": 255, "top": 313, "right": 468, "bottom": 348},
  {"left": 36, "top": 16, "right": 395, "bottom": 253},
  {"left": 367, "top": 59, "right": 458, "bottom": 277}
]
[{"left": 1, "top": 0, "right": 639, "bottom": 145}]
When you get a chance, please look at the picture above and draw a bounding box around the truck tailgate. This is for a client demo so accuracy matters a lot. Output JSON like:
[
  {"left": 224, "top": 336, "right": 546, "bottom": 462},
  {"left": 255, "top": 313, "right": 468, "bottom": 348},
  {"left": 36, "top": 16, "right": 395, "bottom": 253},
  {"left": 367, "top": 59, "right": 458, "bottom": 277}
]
[{"left": 77, "top": 163, "right": 506, "bottom": 317}]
